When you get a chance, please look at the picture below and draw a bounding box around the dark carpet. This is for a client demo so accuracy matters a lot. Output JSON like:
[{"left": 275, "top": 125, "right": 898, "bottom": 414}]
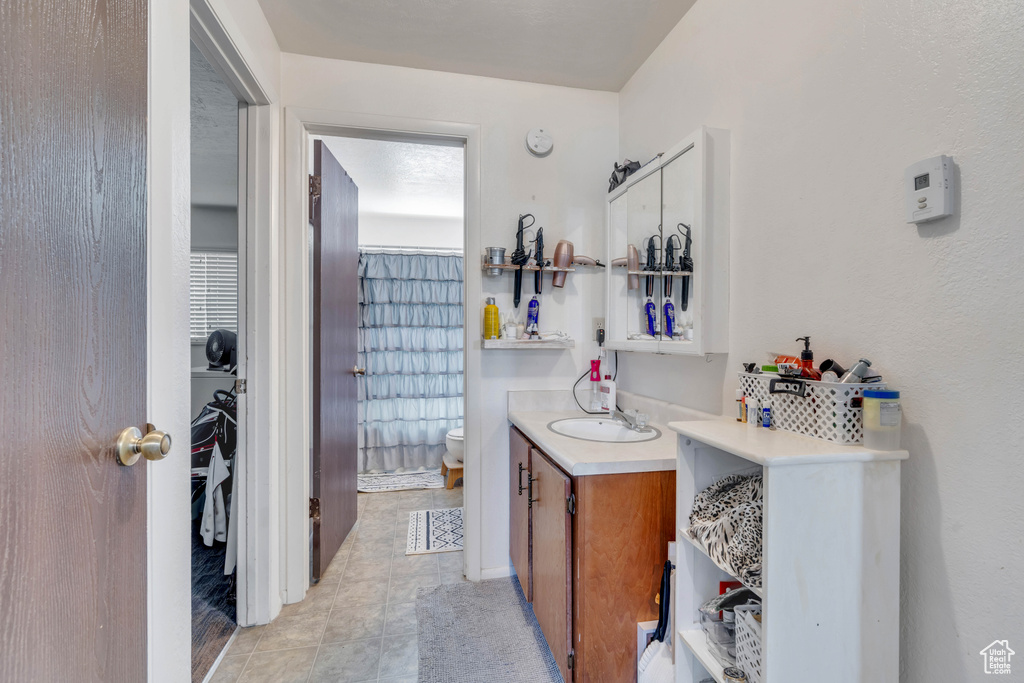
[{"left": 192, "top": 522, "right": 236, "bottom": 682}]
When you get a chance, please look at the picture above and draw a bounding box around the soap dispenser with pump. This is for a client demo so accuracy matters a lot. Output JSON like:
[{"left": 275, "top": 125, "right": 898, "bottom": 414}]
[{"left": 796, "top": 336, "right": 822, "bottom": 380}]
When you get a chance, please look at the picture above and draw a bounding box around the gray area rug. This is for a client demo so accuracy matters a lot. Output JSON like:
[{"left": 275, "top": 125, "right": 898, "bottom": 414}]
[{"left": 416, "top": 577, "right": 562, "bottom": 683}]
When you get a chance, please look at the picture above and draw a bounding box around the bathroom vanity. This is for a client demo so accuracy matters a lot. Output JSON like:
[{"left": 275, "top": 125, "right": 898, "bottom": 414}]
[{"left": 507, "top": 411, "right": 677, "bottom": 682}]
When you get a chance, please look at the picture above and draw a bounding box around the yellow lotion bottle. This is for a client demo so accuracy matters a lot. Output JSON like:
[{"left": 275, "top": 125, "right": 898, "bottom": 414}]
[{"left": 484, "top": 297, "right": 500, "bottom": 340}]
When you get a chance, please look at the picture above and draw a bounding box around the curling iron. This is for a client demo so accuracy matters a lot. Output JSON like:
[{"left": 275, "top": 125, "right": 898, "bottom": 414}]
[{"left": 510, "top": 214, "right": 533, "bottom": 309}]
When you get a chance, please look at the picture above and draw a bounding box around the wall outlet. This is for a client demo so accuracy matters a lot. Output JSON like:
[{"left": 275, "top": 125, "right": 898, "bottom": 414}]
[{"left": 593, "top": 317, "right": 605, "bottom": 341}]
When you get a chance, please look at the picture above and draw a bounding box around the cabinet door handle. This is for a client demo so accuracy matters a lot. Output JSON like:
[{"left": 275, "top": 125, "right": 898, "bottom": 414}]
[
  {"left": 518, "top": 462, "right": 526, "bottom": 495},
  {"left": 528, "top": 473, "right": 538, "bottom": 509}
]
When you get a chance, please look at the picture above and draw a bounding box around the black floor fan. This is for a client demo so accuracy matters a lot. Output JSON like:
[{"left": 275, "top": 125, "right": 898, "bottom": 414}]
[{"left": 206, "top": 328, "right": 237, "bottom": 371}]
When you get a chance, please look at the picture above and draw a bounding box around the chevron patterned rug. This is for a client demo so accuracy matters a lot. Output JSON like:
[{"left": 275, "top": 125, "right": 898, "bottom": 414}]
[{"left": 407, "top": 507, "right": 464, "bottom": 555}]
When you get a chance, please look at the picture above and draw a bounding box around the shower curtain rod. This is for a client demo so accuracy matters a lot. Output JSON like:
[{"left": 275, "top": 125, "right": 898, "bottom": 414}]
[{"left": 360, "top": 245, "right": 464, "bottom": 255}]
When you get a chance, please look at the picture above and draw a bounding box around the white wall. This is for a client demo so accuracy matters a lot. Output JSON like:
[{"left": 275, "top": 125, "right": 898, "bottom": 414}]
[
  {"left": 616, "top": 0, "right": 1024, "bottom": 679},
  {"left": 359, "top": 213, "right": 464, "bottom": 250},
  {"left": 282, "top": 55, "right": 618, "bottom": 575}
]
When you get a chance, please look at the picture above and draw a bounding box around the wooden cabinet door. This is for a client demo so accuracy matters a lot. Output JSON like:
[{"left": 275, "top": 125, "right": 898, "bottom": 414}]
[
  {"left": 509, "top": 427, "right": 533, "bottom": 601},
  {"left": 531, "top": 452, "right": 573, "bottom": 682}
]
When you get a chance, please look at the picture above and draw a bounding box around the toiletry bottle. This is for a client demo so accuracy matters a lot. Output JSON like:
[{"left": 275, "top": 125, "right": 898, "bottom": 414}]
[
  {"left": 600, "top": 375, "right": 617, "bottom": 413},
  {"left": 644, "top": 298, "right": 657, "bottom": 336},
  {"left": 484, "top": 297, "right": 500, "bottom": 340},
  {"left": 839, "top": 358, "right": 872, "bottom": 383},
  {"left": 526, "top": 296, "right": 540, "bottom": 337},
  {"left": 663, "top": 297, "right": 676, "bottom": 338},
  {"left": 736, "top": 390, "right": 744, "bottom": 422},
  {"left": 589, "top": 360, "right": 603, "bottom": 411},
  {"left": 795, "top": 336, "right": 822, "bottom": 380}
]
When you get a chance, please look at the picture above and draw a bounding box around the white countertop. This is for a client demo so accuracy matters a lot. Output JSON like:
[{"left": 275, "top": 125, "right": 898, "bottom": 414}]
[
  {"left": 668, "top": 418, "right": 910, "bottom": 467},
  {"left": 508, "top": 411, "right": 678, "bottom": 476}
]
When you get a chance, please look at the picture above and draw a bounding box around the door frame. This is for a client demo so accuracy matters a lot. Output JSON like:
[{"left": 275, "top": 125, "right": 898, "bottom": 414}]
[
  {"left": 282, "top": 108, "right": 483, "bottom": 603},
  {"left": 188, "top": 0, "right": 279, "bottom": 628},
  {"left": 147, "top": 4, "right": 279, "bottom": 678}
]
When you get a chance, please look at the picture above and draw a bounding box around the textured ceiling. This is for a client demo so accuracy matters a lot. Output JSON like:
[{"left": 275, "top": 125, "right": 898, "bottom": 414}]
[
  {"left": 319, "top": 136, "right": 464, "bottom": 219},
  {"left": 258, "top": 0, "right": 697, "bottom": 91},
  {"left": 191, "top": 43, "right": 238, "bottom": 207}
]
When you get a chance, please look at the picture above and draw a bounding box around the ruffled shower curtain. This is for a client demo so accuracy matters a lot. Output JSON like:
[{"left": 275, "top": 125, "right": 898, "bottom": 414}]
[{"left": 357, "top": 250, "right": 464, "bottom": 472}]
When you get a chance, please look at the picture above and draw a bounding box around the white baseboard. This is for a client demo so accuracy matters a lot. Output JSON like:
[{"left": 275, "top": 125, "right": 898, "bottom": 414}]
[{"left": 480, "top": 565, "right": 512, "bottom": 580}]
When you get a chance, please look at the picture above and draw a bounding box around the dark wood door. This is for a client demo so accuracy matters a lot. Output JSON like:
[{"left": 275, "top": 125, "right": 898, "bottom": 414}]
[
  {"left": 0, "top": 0, "right": 149, "bottom": 679},
  {"left": 531, "top": 452, "right": 573, "bottom": 681},
  {"left": 509, "top": 427, "right": 533, "bottom": 601},
  {"left": 311, "top": 140, "right": 359, "bottom": 580}
]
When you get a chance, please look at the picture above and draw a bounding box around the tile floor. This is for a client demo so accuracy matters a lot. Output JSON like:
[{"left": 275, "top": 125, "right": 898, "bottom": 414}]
[{"left": 210, "top": 487, "right": 465, "bottom": 683}]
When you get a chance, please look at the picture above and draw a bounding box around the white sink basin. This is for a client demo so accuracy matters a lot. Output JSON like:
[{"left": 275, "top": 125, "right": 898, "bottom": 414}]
[{"left": 547, "top": 417, "right": 661, "bottom": 443}]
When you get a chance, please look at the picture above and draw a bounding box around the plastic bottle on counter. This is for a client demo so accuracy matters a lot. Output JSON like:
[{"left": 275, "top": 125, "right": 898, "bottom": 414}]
[
  {"left": 483, "top": 297, "right": 500, "bottom": 340},
  {"left": 600, "top": 375, "right": 617, "bottom": 413},
  {"left": 862, "top": 389, "right": 902, "bottom": 450}
]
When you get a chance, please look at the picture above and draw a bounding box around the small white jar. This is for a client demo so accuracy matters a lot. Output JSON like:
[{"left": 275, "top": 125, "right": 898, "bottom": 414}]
[{"left": 862, "top": 389, "right": 902, "bottom": 450}]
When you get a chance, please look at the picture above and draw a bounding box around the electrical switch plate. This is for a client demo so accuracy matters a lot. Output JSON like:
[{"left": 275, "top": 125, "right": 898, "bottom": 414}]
[{"left": 905, "top": 155, "right": 955, "bottom": 224}]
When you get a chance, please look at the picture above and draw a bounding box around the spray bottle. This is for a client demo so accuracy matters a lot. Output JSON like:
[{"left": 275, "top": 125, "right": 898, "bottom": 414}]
[
  {"left": 589, "top": 358, "right": 603, "bottom": 412},
  {"left": 644, "top": 298, "right": 657, "bottom": 336},
  {"left": 663, "top": 297, "right": 675, "bottom": 338},
  {"left": 526, "top": 296, "right": 540, "bottom": 337}
]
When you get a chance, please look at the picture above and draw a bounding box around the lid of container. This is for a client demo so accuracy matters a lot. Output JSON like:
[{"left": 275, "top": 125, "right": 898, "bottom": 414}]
[
  {"left": 722, "top": 667, "right": 747, "bottom": 682},
  {"left": 863, "top": 389, "right": 900, "bottom": 399},
  {"left": 486, "top": 297, "right": 496, "bottom": 305}
]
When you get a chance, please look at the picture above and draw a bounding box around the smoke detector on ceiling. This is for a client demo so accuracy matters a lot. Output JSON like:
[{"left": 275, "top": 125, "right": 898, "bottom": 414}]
[{"left": 526, "top": 128, "right": 553, "bottom": 157}]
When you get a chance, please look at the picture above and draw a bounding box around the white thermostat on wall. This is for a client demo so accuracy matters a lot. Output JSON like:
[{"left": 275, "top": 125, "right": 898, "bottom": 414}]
[
  {"left": 905, "top": 155, "right": 955, "bottom": 224},
  {"left": 526, "top": 128, "right": 553, "bottom": 157}
]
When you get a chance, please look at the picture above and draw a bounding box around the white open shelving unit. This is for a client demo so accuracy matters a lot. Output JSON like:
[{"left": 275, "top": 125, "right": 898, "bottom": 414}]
[{"left": 669, "top": 419, "right": 908, "bottom": 683}]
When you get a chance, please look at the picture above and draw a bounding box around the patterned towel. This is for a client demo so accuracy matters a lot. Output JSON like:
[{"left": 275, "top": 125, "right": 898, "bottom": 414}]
[{"left": 688, "top": 474, "right": 763, "bottom": 587}]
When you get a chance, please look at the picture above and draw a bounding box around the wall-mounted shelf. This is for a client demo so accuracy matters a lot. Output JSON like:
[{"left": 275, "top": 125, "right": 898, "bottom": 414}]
[
  {"left": 481, "top": 259, "right": 605, "bottom": 274},
  {"left": 620, "top": 269, "right": 693, "bottom": 277},
  {"left": 482, "top": 337, "right": 574, "bottom": 349}
]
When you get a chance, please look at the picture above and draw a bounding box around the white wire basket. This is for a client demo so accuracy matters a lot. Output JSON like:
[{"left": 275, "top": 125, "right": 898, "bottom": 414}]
[
  {"left": 734, "top": 604, "right": 762, "bottom": 683},
  {"left": 738, "top": 372, "right": 886, "bottom": 445}
]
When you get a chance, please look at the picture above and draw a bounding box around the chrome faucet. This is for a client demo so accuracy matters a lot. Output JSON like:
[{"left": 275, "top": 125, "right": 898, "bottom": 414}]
[{"left": 613, "top": 408, "right": 649, "bottom": 432}]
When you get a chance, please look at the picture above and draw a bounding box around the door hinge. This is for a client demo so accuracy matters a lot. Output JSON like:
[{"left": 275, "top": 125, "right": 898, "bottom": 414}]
[
  {"left": 566, "top": 493, "right": 576, "bottom": 515},
  {"left": 568, "top": 650, "right": 575, "bottom": 670},
  {"left": 234, "top": 378, "right": 247, "bottom": 394},
  {"left": 309, "top": 174, "right": 321, "bottom": 198},
  {"left": 309, "top": 498, "right": 321, "bottom": 521}
]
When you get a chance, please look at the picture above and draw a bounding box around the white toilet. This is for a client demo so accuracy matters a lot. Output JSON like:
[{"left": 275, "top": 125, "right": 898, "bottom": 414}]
[{"left": 445, "top": 427, "right": 464, "bottom": 463}]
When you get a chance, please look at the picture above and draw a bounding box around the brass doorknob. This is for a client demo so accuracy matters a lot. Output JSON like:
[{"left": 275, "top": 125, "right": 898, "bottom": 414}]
[
  {"left": 116, "top": 426, "right": 172, "bottom": 466},
  {"left": 352, "top": 366, "right": 366, "bottom": 376}
]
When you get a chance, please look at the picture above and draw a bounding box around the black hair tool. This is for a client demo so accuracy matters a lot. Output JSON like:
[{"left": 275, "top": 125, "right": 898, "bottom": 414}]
[
  {"left": 510, "top": 214, "right": 533, "bottom": 309},
  {"left": 643, "top": 234, "right": 660, "bottom": 298},
  {"left": 533, "top": 227, "right": 545, "bottom": 295},
  {"left": 678, "top": 223, "right": 693, "bottom": 311},
  {"left": 663, "top": 232, "right": 681, "bottom": 299}
]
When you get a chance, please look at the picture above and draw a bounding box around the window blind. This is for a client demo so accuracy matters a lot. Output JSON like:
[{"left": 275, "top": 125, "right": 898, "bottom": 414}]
[{"left": 190, "top": 252, "right": 238, "bottom": 341}]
